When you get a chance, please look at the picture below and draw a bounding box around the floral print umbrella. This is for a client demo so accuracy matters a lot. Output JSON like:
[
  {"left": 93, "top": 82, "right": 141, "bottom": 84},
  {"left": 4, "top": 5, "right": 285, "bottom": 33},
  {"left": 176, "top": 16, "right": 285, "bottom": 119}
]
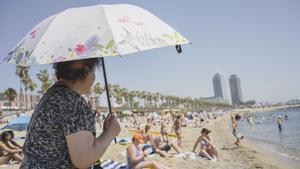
[{"left": 2, "top": 4, "right": 189, "bottom": 66}]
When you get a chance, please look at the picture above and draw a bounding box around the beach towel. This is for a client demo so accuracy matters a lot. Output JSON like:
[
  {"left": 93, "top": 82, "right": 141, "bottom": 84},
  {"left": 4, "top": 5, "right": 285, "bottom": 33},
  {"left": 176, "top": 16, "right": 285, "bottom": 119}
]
[
  {"left": 174, "top": 152, "right": 207, "bottom": 160},
  {"left": 116, "top": 137, "right": 131, "bottom": 145},
  {"left": 128, "top": 129, "right": 177, "bottom": 137},
  {"left": 91, "top": 159, "right": 128, "bottom": 169}
]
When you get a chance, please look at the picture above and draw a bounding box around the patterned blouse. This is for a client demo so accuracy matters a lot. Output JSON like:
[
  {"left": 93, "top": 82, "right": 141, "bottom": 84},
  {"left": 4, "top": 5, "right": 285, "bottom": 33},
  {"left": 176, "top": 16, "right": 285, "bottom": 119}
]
[{"left": 20, "top": 84, "right": 96, "bottom": 169}]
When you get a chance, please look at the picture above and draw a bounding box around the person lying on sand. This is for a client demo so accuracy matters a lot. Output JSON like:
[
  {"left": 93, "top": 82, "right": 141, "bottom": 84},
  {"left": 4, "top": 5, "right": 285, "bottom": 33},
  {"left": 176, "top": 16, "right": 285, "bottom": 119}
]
[
  {"left": 151, "top": 135, "right": 181, "bottom": 158},
  {"left": 192, "top": 128, "right": 219, "bottom": 161},
  {"left": 127, "top": 133, "right": 170, "bottom": 169}
]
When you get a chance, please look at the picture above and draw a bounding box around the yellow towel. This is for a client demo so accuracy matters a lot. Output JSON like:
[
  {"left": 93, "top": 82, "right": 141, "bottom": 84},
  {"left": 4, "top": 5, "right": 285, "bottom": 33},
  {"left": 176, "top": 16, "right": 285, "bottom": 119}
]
[{"left": 128, "top": 129, "right": 177, "bottom": 137}]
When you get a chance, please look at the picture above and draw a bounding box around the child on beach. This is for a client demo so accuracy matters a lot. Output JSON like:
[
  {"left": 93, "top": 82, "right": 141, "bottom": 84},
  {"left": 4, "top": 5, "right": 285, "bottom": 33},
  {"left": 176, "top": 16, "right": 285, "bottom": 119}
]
[
  {"left": 231, "top": 114, "right": 244, "bottom": 148},
  {"left": 192, "top": 128, "right": 219, "bottom": 161}
]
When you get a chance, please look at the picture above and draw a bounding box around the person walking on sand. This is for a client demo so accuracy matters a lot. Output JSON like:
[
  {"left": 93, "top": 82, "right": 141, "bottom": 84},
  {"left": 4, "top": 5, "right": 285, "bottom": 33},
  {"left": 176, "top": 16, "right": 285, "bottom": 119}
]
[
  {"left": 231, "top": 114, "right": 244, "bottom": 148},
  {"left": 192, "top": 128, "right": 219, "bottom": 161},
  {"left": 171, "top": 114, "right": 183, "bottom": 148},
  {"left": 277, "top": 116, "right": 283, "bottom": 132}
]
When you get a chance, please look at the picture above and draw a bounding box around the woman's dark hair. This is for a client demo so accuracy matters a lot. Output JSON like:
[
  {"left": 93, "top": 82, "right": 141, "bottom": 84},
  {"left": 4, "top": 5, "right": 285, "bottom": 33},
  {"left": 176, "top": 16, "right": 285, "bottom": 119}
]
[
  {"left": 53, "top": 58, "right": 101, "bottom": 81},
  {"left": 7, "top": 130, "right": 14, "bottom": 138},
  {"left": 1, "top": 131, "right": 11, "bottom": 142},
  {"left": 235, "top": 114, "right": 241, "bottom": 121},
  {"left": 201, "top": 128, "right": 211, "bottom": 135}
]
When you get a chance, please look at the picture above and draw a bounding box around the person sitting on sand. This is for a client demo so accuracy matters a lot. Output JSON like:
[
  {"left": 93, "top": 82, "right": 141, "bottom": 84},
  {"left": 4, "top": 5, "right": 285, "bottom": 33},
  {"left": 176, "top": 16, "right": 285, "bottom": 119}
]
[
  {"left": 0, "top": 131, "right": 23, "bottom": 164},
  {"left": 141, "top": 124, "right": 153, "bottom": 144},
  {"left": 231, "top": 114, "right": 244, "bottom": 148},
  {"left": 171, "top": 114, "right": 183, "bottom": 147},
  {"left": 7, "top": 130, "right": 22, "bottom": 149},
  {"left": 192, "top": 128, "right": 219, "bottom": 161},
  {"left": 127, "top": 133, "right": 170, "bottom": 169}
]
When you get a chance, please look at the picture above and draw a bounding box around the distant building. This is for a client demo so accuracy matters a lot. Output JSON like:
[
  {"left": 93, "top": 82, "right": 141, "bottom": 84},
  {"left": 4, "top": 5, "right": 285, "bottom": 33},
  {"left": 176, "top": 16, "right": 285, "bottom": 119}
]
[
  {"left": 0, "top": 92, "right": 40, "bottom": 110},
  {"left": 213, "top": 73, "right": 228, "bottom": 101},
  {"left": 229, "top": 74, "right": 243, "bottom": 106}
]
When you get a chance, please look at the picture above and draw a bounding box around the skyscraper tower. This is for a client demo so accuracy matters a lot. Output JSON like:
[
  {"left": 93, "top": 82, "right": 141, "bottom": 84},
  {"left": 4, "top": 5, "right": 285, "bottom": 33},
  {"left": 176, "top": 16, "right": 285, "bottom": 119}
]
[
  {"left": 229, "top": 74, "right": 243, "bottom": 106},
  {"left": 213, "top": 72, "right": 227, "bottom": 100}
]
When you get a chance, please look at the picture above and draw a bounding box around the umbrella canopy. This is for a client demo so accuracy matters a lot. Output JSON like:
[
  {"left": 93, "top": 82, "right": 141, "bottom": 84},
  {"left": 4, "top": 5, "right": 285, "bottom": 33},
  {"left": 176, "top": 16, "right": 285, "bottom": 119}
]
[
  {"left": 2, "top": 4, "right": 189, "bottom": 66},
  {"left": 2, "top": 116, "right": 31, "bottom": 131}
]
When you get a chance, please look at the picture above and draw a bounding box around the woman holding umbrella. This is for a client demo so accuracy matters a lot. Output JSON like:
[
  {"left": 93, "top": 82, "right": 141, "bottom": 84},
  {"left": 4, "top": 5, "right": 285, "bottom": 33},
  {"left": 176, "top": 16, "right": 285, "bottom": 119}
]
[{"left": 20, "top": 58, "right": 121, "bottom": 169}]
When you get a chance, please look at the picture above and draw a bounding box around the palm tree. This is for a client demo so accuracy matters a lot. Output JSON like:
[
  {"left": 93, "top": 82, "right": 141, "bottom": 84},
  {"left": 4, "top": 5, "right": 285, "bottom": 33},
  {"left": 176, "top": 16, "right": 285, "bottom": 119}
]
[
  {"left": 20, "top": 68, "right": 36, "bottom": 110},
  {"left": 15, "top": 66, "right": 29, "bottom": 109},
  {"left": 93, "top": 82, "right": 105, "bottom": 106},
  {"left": 28, "top": 80, "right": 37, "bottom": 109},
  {"left": 37, "top": 69, "right": 53, "bottom": 95},
  {"left": 4, "top": 88, "right": 17, "bottom": 110}
]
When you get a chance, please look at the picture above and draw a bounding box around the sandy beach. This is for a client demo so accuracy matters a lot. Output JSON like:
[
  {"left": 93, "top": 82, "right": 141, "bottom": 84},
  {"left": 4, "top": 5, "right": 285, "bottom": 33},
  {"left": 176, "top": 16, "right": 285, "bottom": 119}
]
[{"left": 2, "top": 114, "right": 299, "bottom": 169}]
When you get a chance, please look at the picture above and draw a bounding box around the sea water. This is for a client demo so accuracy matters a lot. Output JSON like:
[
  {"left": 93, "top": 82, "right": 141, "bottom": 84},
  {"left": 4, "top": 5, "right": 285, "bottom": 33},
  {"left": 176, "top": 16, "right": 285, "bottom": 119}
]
[{"left": 239, "top": 108, "right": 300, "bottom": 165}]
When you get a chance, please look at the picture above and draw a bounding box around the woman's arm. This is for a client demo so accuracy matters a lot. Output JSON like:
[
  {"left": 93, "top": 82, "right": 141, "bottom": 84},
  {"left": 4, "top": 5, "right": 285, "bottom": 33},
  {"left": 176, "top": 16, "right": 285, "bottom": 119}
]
[
  {"left": 11, "top": 140, "right": 23, "bottom": 149},
  {"left": 0, "top": 143, "right": 22, "bottom": 154},
  {"left": 128, "top": 145, "right": 145, "bottom": 164},
  {"left": 7, "top": 141, "right": 18, "bottom": 150},
  {"left": 192, "top": 137, "right": 200, "bottom": 153},
  {"left": 66, "top": 115, "right": 120, "bottom": 169}
]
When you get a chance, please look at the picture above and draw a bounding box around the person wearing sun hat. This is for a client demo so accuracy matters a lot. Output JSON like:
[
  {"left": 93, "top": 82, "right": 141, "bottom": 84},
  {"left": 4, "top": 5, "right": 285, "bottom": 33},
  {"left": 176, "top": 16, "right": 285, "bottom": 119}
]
[{"left": 126, "top": 133, "right": 170, "bottom": 169}]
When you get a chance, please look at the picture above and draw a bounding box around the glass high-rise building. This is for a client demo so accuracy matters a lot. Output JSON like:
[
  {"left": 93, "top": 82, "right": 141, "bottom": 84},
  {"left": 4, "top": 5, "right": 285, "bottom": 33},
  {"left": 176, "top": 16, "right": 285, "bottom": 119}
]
[
  {"left": 213, "top": 73, "right": 227, "bottom": 100},
  {"left": 229, "top": 74, "right": 243, "bottom": 106}
]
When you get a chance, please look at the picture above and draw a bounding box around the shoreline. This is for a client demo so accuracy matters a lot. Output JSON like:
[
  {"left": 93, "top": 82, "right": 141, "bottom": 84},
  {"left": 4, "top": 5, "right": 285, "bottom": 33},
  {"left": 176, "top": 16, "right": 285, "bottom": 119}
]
[
  {"left": 245, "top": 136, "right": 300, "bottom": 168},
  {"left": 234, "top": 104, "right": 300, "bottom": 113},
  {"left": 210, "top": 115, "right": 299, "bottom": 169}
]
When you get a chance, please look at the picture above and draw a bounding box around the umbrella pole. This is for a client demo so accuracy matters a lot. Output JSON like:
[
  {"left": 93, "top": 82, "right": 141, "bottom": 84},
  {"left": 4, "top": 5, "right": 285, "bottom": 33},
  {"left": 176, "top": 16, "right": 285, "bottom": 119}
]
[{"left": 100, "top": 57, "right": 117, "bottom": 144}]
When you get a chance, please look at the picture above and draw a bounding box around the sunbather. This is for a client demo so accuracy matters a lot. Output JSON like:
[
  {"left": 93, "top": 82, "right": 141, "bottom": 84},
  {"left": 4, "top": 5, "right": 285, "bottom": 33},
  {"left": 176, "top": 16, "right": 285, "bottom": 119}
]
[
  {"left": 127, "top": 133, "right": 170, "bottom": 169},
  {"left": 0, "top": 131, "right": 23, "bottom": 164},
  {"left": 192, "top": 128, "right": 219, "bottom": 161}
]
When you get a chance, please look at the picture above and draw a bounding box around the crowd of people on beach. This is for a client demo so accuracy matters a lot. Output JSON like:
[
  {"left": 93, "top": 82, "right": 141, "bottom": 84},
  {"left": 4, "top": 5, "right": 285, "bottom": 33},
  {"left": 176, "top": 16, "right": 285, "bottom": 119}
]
[{"left": 93, "top": 109, "right": 226, "bottom": 168}]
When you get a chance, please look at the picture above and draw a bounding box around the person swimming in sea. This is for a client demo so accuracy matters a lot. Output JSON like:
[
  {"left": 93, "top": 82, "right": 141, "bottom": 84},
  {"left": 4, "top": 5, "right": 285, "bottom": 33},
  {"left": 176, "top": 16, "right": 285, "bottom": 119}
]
[{"left": 277, "top": 116, "right": 283, "bottom": 132}]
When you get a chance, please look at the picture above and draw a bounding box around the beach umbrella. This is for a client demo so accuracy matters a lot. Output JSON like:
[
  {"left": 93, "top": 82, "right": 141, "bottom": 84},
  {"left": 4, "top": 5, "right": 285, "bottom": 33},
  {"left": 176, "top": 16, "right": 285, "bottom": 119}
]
[
  {"left": 1, "top": 4, "right": 190, "bottom": 115},
  {"left": 2, "top": 116, "right": 31, "bottom": 131}
]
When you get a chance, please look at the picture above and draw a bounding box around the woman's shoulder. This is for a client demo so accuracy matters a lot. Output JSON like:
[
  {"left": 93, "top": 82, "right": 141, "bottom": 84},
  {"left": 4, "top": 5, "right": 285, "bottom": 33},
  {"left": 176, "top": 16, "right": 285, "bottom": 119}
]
[{"left": 47, "top": 84, "right": 83, "bottom": 103}]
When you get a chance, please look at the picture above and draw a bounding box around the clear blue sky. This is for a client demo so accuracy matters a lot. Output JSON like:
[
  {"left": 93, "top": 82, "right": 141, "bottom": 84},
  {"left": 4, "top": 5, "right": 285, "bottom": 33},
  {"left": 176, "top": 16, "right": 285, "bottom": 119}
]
[{"left": 0, "top": 0, "right": 299, "bottom": 103}]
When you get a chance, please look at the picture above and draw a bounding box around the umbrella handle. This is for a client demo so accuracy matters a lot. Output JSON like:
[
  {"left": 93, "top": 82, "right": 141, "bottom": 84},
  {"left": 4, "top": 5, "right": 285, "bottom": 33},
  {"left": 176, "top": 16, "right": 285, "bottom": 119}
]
[
  {"left": 101, "top": 57, "right": 113, "bottom": 114},
  {"left": 100, "top": 57, "right": 117, "bottom": 144}
]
